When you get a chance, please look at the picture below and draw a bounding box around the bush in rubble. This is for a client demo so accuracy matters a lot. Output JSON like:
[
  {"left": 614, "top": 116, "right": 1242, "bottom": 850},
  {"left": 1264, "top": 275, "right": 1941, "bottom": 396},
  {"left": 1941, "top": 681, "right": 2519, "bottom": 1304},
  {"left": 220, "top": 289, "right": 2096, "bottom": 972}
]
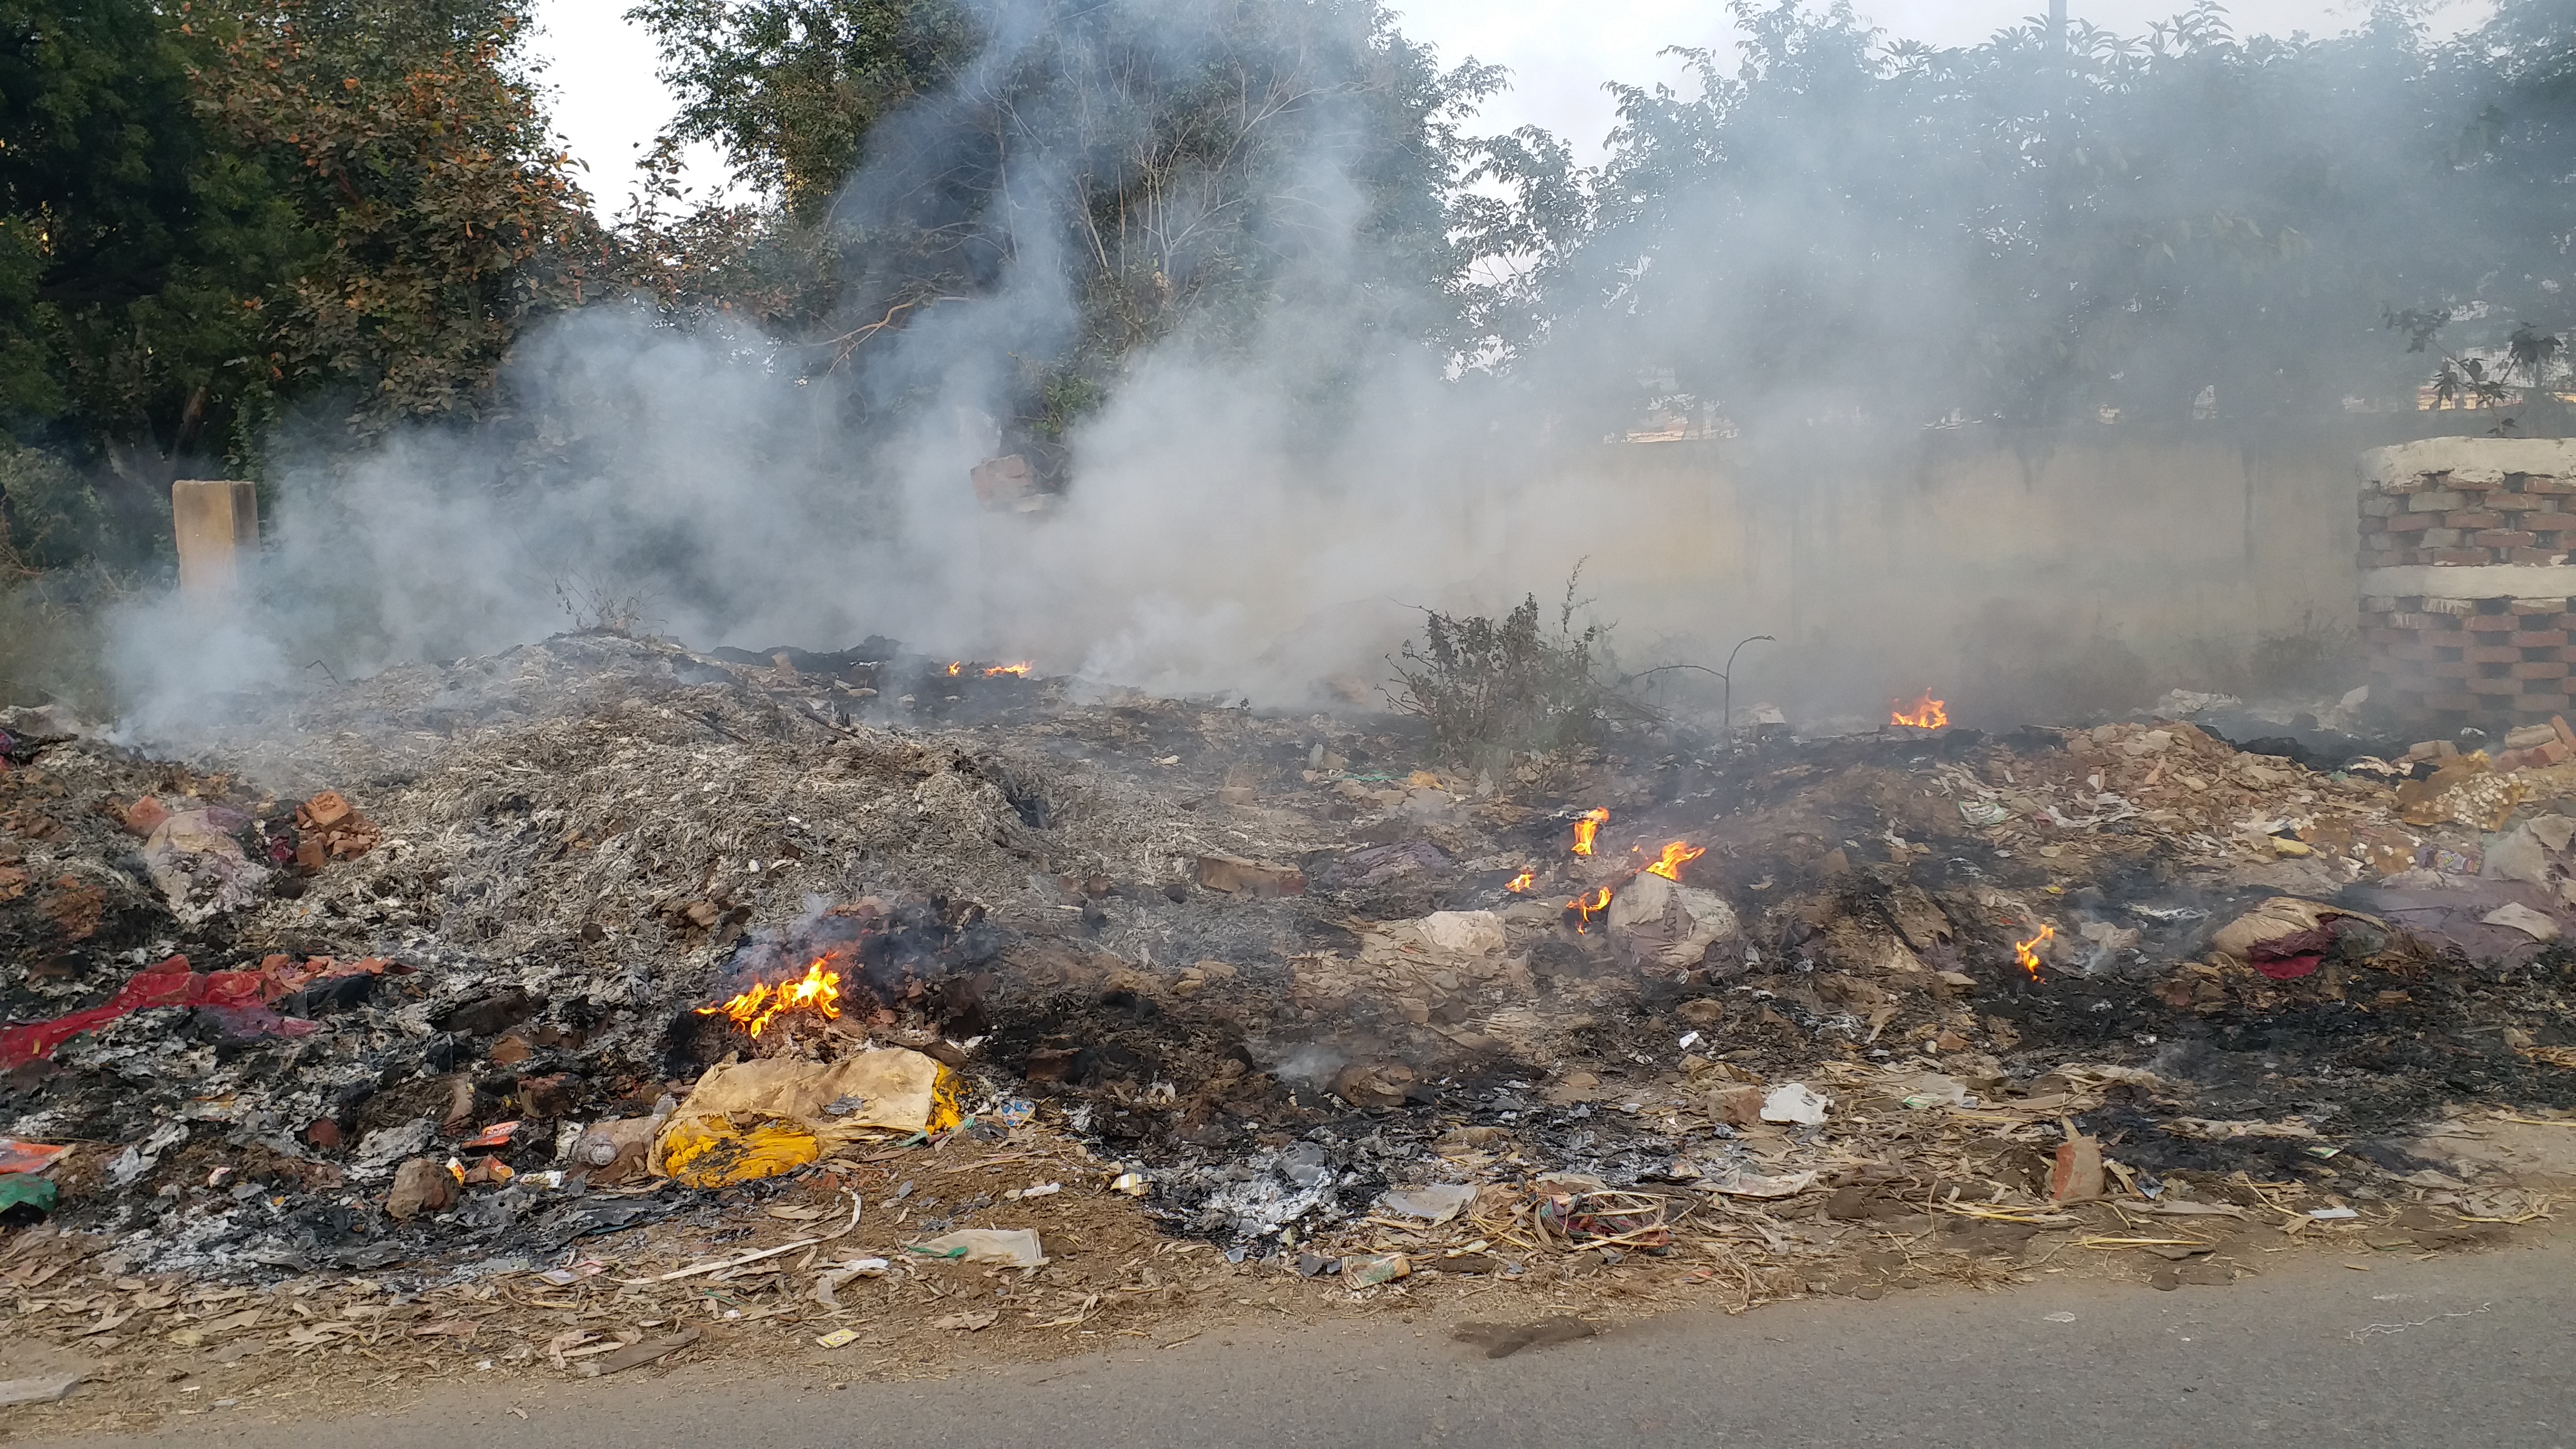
[
  {"left": 552, "top": 574, "right": 656, "bottom": 637},
  {"left": 1389, "top": 577, "right": 1642, "bottom": 768}
]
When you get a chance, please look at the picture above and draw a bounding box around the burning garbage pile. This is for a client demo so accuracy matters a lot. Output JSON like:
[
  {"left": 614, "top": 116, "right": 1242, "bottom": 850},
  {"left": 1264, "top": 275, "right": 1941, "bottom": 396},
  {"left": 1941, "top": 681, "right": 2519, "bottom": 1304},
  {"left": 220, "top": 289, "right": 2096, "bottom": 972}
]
[{"left": 4, "top": 635, "right": 2576, "bottom": 1411}]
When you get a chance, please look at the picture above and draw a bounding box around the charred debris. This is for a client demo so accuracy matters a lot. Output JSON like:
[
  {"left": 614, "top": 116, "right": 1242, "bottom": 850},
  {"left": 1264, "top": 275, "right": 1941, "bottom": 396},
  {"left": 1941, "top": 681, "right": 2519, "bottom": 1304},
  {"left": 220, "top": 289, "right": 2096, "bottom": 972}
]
[{"left": 3, "top": 628, "right": 2575, "bottom": 1291}]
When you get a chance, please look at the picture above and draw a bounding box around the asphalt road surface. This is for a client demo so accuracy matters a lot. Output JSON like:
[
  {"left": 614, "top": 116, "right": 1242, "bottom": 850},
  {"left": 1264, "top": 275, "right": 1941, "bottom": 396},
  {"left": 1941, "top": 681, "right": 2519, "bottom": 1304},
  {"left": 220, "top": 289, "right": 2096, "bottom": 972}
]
[{"left": 32, "top": 1236, "right": 2575, "bottom": 1449}]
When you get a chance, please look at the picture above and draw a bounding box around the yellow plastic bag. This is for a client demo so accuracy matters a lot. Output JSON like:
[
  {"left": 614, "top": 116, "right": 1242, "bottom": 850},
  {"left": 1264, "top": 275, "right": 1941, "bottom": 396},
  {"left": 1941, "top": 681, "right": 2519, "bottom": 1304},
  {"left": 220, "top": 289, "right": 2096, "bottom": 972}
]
[
  {"left": 659, "top": 1117, "right": 820, "bottom": 1188},
  {"left": 652, "top": 1049, "right": 963, "bottom": 1185}
]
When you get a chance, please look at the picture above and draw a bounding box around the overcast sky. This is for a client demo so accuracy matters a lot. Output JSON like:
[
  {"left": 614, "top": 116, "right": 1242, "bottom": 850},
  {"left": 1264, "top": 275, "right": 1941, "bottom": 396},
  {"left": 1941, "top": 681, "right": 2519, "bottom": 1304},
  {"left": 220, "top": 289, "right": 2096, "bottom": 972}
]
[{"left": 527, "top": 0, "right": 2483, "bottom": 213}]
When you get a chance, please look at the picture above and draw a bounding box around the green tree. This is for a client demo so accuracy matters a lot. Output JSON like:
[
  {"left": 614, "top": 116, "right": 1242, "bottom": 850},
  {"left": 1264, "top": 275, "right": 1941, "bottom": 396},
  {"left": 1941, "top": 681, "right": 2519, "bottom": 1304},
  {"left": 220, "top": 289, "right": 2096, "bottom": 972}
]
[
  {"left": 631, "top": 0, "right": 1502, "bottom": 462},
  {"left": 1463, "top": 1, "right": 2547, "bottom": 435},
  {"left": 0, "top": 0, "right": 306, "bottom": 551},
  {"left": 0, "top": 0, "right": 616, "bottom": 568},
  {"left": 192, "top": 0, "right": 617, "bottom": 434}
]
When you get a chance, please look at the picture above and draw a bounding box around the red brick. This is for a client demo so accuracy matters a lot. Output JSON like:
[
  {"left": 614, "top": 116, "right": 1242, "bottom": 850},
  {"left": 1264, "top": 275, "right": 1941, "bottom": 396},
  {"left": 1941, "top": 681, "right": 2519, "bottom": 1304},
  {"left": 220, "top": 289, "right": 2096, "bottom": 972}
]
[
  {"left": 2391, "top": 613, "right": 2462, "bottom": 631},
  {"left": 2470, "top": 675, "right": 2525, "bottom": 694},
  {"left": 2543, "top": 740, "right": 2573, "bottom": 764},
  {"left": 2512, "top": 549, "right": 2565, "bottom": 565},
  {"left": 2448, "top": 513, "right": 2507, "bottom": 530},
  {"left": 2384, "top": 514, "right": 2437, "bottom": 533},
  {"left": 2433, "top": 548, "right": 2499, "bottom": 565},
  {"left": 2515, "top": 661, "right": 2572, "bottom": 679},
  {"left": 2520, "top": 477, "right": 2576, "bottom": 494},
  {"left": 2511, "top": 598, "right": 2573, "bottom": 613},
  {"left": 2524, "top": 513, "right": 2576, "bottom": 531},
  {"left": 2511, "top": 631, "right": 2569, "bottom": 648},
  {"left": 2467, "top": 614, "right": 2523, "bottom": 632},
  {"left": 2428, "top": 660, "right": 2479, "bottom": 677},
  {"left": 2468, "top": 645, "right": 2525, "bottom": 664},
  {"left": 2475, "top": 531, "right": 2539, "bottom": 549}
]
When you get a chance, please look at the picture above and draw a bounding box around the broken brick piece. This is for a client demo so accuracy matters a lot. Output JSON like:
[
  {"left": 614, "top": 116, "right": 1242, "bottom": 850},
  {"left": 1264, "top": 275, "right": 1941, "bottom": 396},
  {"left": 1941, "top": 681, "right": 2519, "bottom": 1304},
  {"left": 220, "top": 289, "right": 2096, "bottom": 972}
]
[
  {"left": 299, "top": 790, "right": 353, "bottom": 830},
  {"left": 386, "top": 1157, "right": 456, "bottom": 1220},
  {"left": 516, "top": 1073, "right": 577, "bottom": 1117},
  {"left": 1195, "top": 853, "right": 1306, "bottom": 897},
  {"left": 2050, "top": 1135, "right": 2105, "bottom": 1203},
  {"left": 1707, "top": 1085, "right": 1767, "bottom": 1126},
  {"left": 120, "top": 797, "right": 170, "bottom": 837}
]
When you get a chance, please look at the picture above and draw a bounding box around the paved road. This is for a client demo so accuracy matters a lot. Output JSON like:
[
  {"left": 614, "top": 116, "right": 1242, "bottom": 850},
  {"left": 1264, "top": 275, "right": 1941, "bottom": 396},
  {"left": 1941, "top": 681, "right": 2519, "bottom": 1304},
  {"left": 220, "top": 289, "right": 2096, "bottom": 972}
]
[{"left": 34, "top": 1238, "right": 2576, "bottom": 1449}]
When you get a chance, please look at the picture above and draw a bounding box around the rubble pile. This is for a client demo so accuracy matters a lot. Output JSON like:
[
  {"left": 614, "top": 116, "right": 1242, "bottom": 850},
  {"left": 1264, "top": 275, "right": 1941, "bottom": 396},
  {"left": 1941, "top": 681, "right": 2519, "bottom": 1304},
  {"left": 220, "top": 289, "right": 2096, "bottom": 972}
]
[{"left": 5, "top": 631, "right": 2576, "bottom": 1418}]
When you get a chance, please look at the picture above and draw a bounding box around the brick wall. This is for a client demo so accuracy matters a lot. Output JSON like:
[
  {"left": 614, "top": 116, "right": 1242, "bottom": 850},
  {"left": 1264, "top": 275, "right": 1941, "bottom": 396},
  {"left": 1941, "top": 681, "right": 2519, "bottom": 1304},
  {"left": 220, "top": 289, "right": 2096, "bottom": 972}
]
[{"left": 2360, "top": 439, "right": 2576, "bottom": 732}]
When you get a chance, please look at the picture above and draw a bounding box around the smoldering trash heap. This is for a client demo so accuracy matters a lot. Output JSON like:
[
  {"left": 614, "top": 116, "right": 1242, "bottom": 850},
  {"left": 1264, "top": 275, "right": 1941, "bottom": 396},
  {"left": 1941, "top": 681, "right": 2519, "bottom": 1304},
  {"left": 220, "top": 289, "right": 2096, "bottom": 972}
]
[{"left": 3, "top": 630, "right": 2576, "bottom": 1400}]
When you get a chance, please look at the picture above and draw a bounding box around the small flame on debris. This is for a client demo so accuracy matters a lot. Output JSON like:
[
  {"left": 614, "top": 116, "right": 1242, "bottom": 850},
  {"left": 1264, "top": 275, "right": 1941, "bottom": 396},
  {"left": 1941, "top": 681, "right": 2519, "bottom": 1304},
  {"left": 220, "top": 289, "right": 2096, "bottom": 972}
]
[
  {"left": 983, "top": 662, "right": 1034, "bottom": 677},
  {"left": 698, "top": 955, "right": 842, "bottom": 1037},
  {"left": 1505, "top": 867, "right": 1536, "bottom": 893},
  {"left": 1570, "top": 807, "right": 1609, "bottom": 857},
  {"left": 1890, "top": 691, "right": 1949, "bottom": 730},
  {"left": 1570, "top": 886, "right": 1612, "bottom": 931},
  {"left": 2014, "top": 924, "right": 2053, "bottom": 980},
  {"left": 945, "top": 661, "right": 964, "bottom": 676},
  {"left": 1643, "top": 840, "right": 1706, "bottom": 881}
]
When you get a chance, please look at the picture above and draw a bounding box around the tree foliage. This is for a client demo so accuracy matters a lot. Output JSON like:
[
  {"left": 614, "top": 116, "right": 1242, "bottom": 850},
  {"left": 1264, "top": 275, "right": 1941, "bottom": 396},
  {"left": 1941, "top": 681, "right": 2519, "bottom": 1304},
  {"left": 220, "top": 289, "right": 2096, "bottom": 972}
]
[
  {"left": 1461, "top": 1, "right": 2576, "bottom": 434},
  {"left": 193, "top": 0, "right": 615, "bottom": 433},
  {"left": 632, "top": 0, "right": 1504, "bottom": 458},
  {"left": 0, "top": 0, "right": 608, "bottom": 565}
]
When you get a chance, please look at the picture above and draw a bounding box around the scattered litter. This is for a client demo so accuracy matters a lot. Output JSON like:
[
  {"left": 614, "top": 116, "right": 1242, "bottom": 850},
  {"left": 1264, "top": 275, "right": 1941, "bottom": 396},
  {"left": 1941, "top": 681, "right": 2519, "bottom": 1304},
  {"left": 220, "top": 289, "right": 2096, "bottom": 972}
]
[
  {"left": 1760, "top": 1083, "right": 1830, "bottom": 1125},
  {"left": 577, "top": 1328, "right": 702, "bottom": 1376},
  {"left": 1340, "top": 1253, "right": 1411, "bottom": 1289},
  {"left": 2481, "top": 902, "right": 2559, "bottom": 943},
  {"left": 0, "top": 1138, "right": 68, "bottom": 1174},
  {"left": 1704, "top": 1169, "right": 1819, "bottom": 1200},
  {"left": 907, "top": 1228, "right": 1046, "bottom": 1267},
  {"left": 1380, "top": 1183, "right": 1478, "bottom": 1226}
]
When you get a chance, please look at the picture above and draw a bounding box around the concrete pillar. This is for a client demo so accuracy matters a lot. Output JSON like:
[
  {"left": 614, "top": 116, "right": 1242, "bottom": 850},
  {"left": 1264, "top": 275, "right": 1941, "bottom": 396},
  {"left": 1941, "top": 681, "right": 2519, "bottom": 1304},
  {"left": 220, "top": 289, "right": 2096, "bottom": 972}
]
[{"left": 171, "top": 480, "right": 258, "bottom": 598}]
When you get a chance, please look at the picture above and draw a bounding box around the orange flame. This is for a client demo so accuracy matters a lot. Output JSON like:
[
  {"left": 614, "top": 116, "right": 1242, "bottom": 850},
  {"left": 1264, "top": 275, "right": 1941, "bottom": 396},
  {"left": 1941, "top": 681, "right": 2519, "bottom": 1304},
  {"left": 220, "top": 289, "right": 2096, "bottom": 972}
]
[
  {"left": 945, "top": 661, "right": 964, "bottom": 676},
  {"left": 1644, "top": 840, "right": 1706, "bottom": 881},
  {"left": 2014, "top": 924, "right": 2053, "bottom": 981},
  {"left": 1505, "top": 867, "right": 1535, "bottom": 893},
  {"left": 1570, "top": 807, "right": 1609, "bottom": 856},
  {"left": 1891, "top": 691, "right": 1948, "bottom": 730},
  {"left": 697, "top": 956, "right": 842, "bottom": 1038},
  {"left": 1569, "top": 886, "right": 1612, "bottom": 932},
  {"left": 983, "top": 662, "right": 1034, "bottom": 677}
]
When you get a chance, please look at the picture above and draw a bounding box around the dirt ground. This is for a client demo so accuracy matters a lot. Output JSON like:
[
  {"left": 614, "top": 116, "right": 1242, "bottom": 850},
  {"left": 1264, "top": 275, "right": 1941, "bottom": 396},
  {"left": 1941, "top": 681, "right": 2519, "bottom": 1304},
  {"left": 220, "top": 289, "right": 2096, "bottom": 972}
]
[{"left": 3, "top": 1108, "right": 2571, "bottom": 1437}]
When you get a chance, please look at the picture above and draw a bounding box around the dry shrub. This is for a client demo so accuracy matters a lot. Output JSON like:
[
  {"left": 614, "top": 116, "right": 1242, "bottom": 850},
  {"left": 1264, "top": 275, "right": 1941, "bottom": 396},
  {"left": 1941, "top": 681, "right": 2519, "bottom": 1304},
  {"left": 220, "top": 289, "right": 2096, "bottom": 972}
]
[{"left": 1389, "top": 574, "right": 1644, "bottom": 768}]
